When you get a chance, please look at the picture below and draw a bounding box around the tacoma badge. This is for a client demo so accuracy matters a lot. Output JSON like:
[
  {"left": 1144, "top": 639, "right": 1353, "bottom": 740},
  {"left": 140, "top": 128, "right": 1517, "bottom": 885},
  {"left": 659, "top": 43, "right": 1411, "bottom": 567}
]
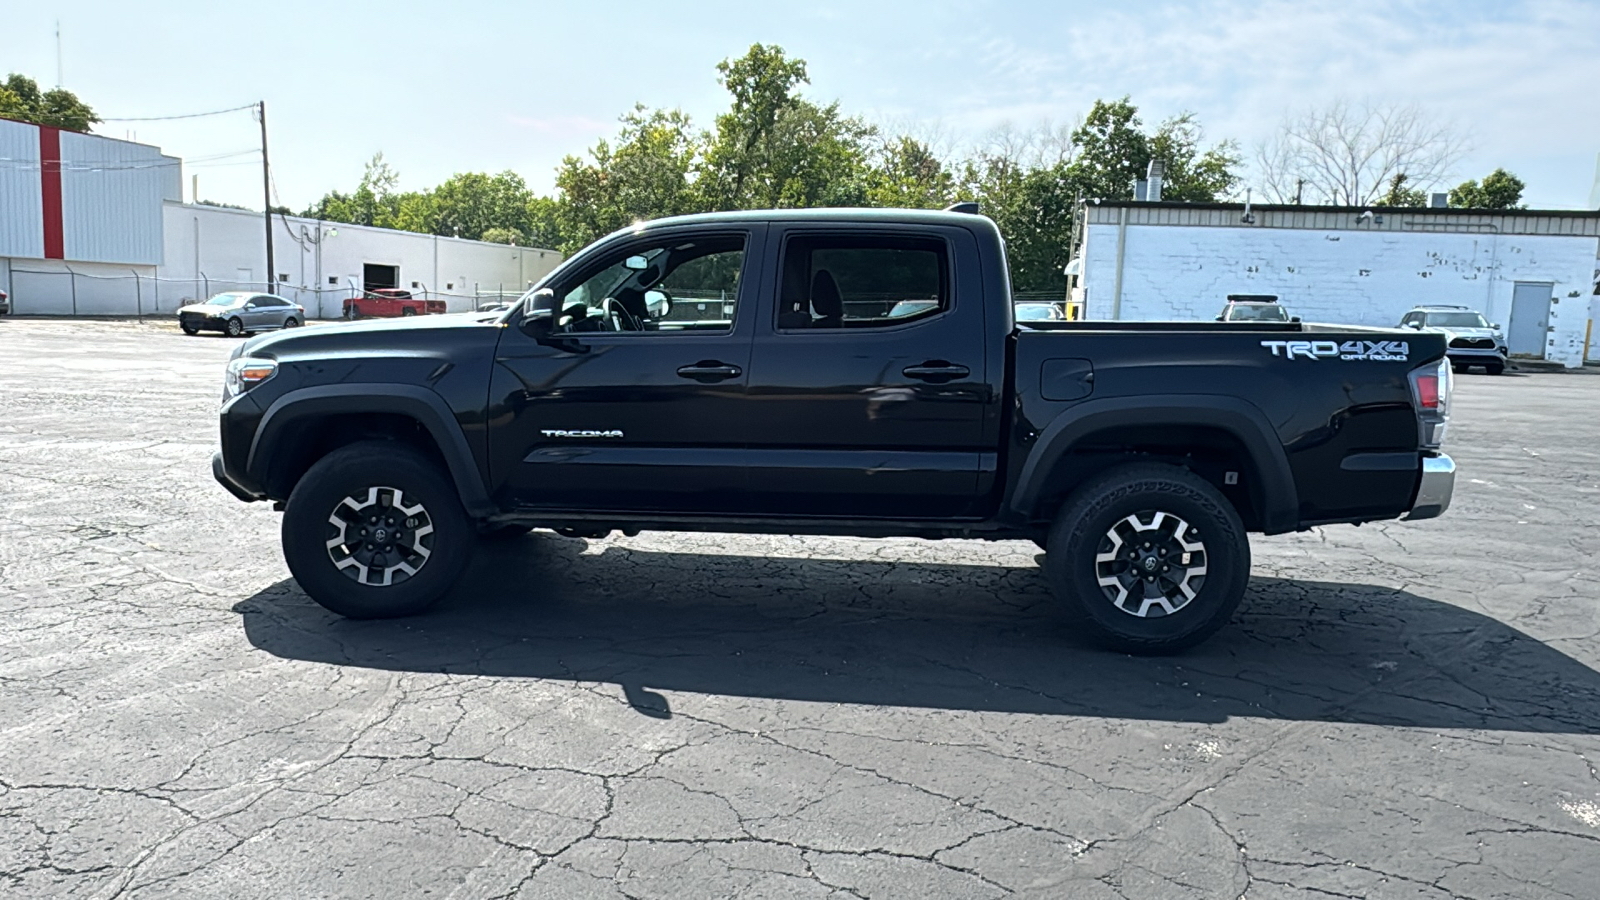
[{"left": 540, "top": 429, "right": 625, "bottom": 439}]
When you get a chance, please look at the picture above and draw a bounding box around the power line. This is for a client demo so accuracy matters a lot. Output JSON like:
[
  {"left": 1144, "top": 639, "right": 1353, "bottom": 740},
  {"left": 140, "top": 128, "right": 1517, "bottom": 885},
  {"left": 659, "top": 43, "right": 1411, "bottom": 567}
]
[{"left": 99, "top": 103, "right": 257, "bottom": 123}]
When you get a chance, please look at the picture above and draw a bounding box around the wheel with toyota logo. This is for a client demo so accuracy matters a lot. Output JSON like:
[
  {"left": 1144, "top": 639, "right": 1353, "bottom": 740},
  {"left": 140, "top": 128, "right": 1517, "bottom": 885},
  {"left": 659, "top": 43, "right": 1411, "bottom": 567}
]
[
  {"left": 281, "top": 441, "right": 474, "bottom": 617},
  {"left": 1045, "top": 463, "right": 1250, "bottom": 654}
]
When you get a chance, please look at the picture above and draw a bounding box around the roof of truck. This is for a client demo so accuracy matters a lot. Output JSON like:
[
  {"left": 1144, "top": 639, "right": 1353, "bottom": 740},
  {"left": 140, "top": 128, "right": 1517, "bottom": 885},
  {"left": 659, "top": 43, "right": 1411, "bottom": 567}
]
[{"left": 633, "top": 207, "right": 995, "bottom": 230}]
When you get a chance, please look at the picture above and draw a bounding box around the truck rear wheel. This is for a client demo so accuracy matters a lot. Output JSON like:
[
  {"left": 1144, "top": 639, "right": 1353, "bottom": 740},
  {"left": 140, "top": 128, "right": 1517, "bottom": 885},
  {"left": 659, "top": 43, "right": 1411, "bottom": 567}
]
[
  {"left": 1044, "top": 463, "right": 1249, "bottom": 654},
  {"left": 282, "top": 441, "right": 473, "bottom": 618}
]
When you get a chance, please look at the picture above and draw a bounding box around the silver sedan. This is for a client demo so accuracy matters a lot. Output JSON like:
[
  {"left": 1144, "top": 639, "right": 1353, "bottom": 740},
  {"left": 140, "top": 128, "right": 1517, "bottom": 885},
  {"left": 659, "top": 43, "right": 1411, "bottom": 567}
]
[{"left": 177, "top": 293, "right": 306, "bottom": 337}]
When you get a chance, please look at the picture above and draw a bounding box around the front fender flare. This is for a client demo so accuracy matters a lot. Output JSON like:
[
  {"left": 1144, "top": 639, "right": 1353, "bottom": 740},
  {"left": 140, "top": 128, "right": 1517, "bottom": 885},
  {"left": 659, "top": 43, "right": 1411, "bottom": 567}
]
[
  {"left": 1009, "top": 394, "right": 1299, "bottom": 534},
  {"left": 247, "top": 383, "right": 495, "bottom": 517}
]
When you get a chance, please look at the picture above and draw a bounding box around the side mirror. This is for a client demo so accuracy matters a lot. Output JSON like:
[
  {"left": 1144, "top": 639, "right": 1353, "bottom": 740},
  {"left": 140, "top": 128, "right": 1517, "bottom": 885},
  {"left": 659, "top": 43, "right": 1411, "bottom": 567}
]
[
  {"left": 624, "top": 255, "right": 650, "bottom": 271},
  {"left": 1491, "top": 323, "right": 1501, "bottom": 330},
  {"left": 644, "top": 289, "right": 671, "bottom": 319},
  {"left": 1214, "top": 315, "right": 1225, "bottom": 322},
  {"left": 1407, "top": 321, "right": 1422, "bottom": 329},
  {"left": 1290, "top": 316, "right": 1302, "bottom": 323},
  {"left": 519, "top": 289, "right": 558, "bottom": 333}
]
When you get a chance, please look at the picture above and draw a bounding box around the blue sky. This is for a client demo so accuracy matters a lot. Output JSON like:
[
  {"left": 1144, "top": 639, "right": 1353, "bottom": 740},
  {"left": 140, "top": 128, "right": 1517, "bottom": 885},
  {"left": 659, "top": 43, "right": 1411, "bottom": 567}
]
[{"left": 5, "top": 0, "right": 1598, "bottom": 209}]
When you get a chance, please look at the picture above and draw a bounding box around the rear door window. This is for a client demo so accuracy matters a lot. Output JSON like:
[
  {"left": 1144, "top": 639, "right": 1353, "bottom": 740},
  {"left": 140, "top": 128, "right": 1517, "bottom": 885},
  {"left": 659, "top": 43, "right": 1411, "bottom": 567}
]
[{"left": 775, "top": 235, "right": 949, "bottom": 330}]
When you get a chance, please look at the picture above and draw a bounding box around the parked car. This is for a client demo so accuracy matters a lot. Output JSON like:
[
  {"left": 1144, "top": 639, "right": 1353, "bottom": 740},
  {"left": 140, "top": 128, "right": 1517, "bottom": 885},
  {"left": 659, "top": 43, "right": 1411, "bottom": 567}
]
[
  {"left": 1015, "top": 301, "right": 1064, "bottom": 321},
  {"left": 0, "top": 287, "right": 9, "bottom": 315},
  {"left": 177, "top": 293, "right": 304, "bottom": 337},
  {"left": 343, "top": 289, "right": 447, "bottom": 319},
  {"left": 212, "top": 207, "right": 1454, "bottom": 655},
  {"left": 1217, "top": 296, "right": 1297, "bottom": 323},
  {"left": 1398, "top": 305, "right": 1508, "bottom": 375}
]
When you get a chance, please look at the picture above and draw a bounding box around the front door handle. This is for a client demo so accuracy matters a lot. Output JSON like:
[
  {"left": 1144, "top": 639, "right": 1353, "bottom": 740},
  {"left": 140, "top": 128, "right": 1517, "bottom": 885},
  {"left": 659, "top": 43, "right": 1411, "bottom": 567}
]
[
  {"left": 676, "top": 360, "right": 742, "bottom": 382},
  {"left": 902, "top": 361, "right": 971, "bottom": 382}
]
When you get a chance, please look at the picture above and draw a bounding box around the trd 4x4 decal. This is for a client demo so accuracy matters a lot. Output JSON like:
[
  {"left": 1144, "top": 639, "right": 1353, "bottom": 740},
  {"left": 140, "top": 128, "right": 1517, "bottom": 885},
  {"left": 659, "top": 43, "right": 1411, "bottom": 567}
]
[{"left": 1261, "top": 340, "right": 1409, "bottom": 361}]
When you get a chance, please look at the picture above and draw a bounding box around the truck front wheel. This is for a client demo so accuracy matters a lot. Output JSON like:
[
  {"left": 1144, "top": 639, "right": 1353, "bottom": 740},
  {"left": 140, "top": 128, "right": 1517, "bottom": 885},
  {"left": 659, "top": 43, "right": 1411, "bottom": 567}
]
[
  {"left": 1045, "top": 463, "right": 1249, "bottom": 654},
  {"left": 281, "top": 441, "right": 474, "bottom": 618}
]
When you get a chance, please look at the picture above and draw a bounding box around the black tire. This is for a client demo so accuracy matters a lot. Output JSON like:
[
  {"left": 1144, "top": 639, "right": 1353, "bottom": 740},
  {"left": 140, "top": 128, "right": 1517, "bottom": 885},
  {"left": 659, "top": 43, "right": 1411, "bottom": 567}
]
[
  {"left": 1452, "top": 363, "right": 1466, "bottom": 374},
  {"left": 225, "top": 317, "right": 244, "bottom": 337},
  {"left": 181, "top": 322, "right": 200, "bottom": 335},
  {"left": 1044, "top": 463, "right": 1249, "bottom": 654},
  {"left": 348, "top": 306, "right": 361, "bottom": 320},
  {"left": 283, "top": 317, "right": 300, "bottom": 329},
  {"left": 282, "top": 441, "right": 474, "bottom": 618},
  {"left": 401, "top": 307, "right": 417, "bottom": 317},
  {"left": 1487, "top": 362, "right": 1505, "bottom": 376}
]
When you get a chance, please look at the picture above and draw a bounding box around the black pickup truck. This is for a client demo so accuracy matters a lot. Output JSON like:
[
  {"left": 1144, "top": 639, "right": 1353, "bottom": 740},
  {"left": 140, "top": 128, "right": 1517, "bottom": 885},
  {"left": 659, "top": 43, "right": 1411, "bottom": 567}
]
[{"left": 213, "top": 208, "right": 1456, "bottom": 653}]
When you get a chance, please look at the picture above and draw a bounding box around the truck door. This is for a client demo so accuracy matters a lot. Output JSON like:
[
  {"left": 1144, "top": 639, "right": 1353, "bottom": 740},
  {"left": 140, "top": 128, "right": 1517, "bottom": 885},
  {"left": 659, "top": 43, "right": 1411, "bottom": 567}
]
[
  {"left": 487, "top": 227, "right": 764, "bottom": 512},
  {"left": 739, "top": 226, "right": 993, "bottom": 518}
]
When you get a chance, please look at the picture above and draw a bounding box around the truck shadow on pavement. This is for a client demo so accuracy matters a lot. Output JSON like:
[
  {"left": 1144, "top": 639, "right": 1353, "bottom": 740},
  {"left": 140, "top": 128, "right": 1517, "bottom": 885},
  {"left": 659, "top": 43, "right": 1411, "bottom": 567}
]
[{"left": 235, "top": 534, "right": 1600, "bottom": 734}]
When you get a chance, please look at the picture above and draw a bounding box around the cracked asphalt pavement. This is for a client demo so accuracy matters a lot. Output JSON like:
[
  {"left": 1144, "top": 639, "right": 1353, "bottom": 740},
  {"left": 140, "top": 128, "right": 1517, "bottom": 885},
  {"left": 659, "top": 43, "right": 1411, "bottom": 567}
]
[{"left": 3, "top": 318, "right": 1599, "bottom": 899}]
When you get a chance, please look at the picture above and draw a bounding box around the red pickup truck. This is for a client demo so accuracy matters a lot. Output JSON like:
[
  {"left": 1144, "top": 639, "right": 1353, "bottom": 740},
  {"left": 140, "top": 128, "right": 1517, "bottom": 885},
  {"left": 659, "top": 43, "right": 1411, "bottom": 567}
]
[{"left": 343, "top": 289, "right": 447, "bottom": 319}]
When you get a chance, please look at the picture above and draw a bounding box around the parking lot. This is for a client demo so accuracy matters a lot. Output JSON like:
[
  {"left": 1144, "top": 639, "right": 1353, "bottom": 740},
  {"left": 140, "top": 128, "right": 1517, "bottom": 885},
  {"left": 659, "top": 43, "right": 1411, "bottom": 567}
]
[{"left": 1, "top": 317, "right": 1598, "bottom": 899}]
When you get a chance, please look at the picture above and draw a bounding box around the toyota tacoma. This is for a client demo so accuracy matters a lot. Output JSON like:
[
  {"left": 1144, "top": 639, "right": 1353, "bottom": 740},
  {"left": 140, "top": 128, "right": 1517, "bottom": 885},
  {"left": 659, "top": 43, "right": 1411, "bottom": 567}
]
[{"left": 212, "top": 207, "right": 1456, "bottom": 653}]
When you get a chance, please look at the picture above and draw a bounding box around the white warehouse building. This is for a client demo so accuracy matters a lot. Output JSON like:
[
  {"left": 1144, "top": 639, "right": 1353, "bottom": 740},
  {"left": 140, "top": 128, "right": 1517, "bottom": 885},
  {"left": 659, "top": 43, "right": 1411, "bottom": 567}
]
[
  {"left": 0, "top": 117, "right": 561, "bottom": 317},
  {"left": 1073, "top": 200, "right": 1600, "bottom": 368}
]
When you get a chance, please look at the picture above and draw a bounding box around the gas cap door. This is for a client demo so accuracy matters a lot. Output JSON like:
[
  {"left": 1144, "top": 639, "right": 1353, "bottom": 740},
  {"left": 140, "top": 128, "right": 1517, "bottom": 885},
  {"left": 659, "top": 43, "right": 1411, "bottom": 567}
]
[{"left": 1040, "top": 358, "right": 1095, "bottom": 401}]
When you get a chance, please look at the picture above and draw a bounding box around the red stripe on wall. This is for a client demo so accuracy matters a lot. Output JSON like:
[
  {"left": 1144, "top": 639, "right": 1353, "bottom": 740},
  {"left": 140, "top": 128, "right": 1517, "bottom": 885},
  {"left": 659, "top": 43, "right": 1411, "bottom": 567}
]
[{"left": 38, "top": 126, "right": 64, "bottom": 260}]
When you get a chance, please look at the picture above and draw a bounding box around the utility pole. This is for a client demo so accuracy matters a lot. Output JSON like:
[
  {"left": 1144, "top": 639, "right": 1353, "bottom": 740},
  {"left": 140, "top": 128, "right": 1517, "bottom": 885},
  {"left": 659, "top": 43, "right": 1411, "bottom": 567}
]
[
  {"left": 1294, "top": 178, "right": 1304, "bottom": 205},
  {"left": 258, "top": 101, "right": 275, "bottom": 288},
  {"left": 55, "top": 21, "right": 63, "bottom": 87}
]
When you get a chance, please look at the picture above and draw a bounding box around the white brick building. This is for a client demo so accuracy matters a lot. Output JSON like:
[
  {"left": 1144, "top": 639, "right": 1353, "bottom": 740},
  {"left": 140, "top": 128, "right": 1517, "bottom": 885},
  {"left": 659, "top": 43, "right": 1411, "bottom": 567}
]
[{"left": 1074, "top": 202, "right": 1600, "bottom": 368}]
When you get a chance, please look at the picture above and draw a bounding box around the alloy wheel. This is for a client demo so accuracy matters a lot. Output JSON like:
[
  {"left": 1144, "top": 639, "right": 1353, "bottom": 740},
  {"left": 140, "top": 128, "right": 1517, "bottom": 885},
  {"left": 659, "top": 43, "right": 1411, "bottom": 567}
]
[
  {"left": 1093, "top": 510, "right": 1207, "bottom": 618},
  {"left": 324, "top": 485, "right": 434, "bottom": 586}
]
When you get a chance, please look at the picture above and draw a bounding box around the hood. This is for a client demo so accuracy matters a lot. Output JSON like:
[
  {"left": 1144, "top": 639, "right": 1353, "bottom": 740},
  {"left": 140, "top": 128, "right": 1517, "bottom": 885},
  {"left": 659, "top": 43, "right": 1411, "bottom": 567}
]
[
  {"left": 238, "top": 310, "right": 504, "bottom": 358},
  {"left": 1424, "top": 325, "right": 1500, "bottom": 339},
  {"left": 178, "top": 301, "right": 239, "bottom": 315}
]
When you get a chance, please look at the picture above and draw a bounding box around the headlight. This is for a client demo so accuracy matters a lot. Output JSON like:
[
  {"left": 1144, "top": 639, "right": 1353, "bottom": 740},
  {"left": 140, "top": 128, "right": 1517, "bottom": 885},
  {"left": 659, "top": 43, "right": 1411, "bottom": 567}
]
[{"left": 224, "top": 357, "right": 277, "bottom": 400}]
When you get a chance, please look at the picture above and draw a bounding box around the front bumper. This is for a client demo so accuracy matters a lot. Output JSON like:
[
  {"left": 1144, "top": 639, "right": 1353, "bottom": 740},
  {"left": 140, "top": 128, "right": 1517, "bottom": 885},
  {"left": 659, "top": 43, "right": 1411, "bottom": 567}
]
[
  {"left": 1403, "top": 453, "right": 1455, "bottom": 521},
  {"left": 212, "top": 449, "right": 264, "bottom": 502},
  {"left": 180, "top": 313, "right": 227, "bottom": 332},
  {"left": 1446, "top": 347, "right": 1506, "bottom": 362}
]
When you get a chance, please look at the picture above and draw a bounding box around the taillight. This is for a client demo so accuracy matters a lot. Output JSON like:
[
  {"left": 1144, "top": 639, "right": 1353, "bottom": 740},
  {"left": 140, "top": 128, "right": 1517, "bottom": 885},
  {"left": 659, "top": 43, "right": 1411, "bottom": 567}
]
[
  {"left": 1414, "top": 371, "right": 1440, "bottom": 410},
  {"left": 1408, "top": 358, "right": 1451, "bottom": 448}
]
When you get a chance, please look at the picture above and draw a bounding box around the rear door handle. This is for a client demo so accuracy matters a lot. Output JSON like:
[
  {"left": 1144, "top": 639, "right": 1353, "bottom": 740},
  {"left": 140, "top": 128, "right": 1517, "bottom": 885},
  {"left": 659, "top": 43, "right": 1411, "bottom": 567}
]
[
  {"left": 902, "top": 362, "right": 971, "bottom": 382},
  {"left": 676, "top": 361, "right": 742, "bottom": 382}
]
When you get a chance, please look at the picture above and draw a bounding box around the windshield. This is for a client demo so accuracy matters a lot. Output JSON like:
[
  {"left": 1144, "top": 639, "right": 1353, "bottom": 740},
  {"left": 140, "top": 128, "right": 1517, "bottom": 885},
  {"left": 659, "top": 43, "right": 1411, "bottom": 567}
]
[
  {"left": 1424, "top": 312, "right": 1489, "bottom": 328},
  {"left": 1225, "top": 304, "right": 1288, "bottom": 321},
  {"left": 206, "top": 293, "right": 247, "bottom": 306}
]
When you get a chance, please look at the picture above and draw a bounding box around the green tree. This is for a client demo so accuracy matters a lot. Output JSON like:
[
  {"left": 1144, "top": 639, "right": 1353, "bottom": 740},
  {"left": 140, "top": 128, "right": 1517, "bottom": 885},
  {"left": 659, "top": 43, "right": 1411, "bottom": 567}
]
[
  {"left": 1448, "top": 168, "right": 1526, "bottom": 209},
  {"left": 1148, "top": 113, "right": 1240, "bottom": 201},
  {"left": 525, "top": 196, "right": 565, "bottom": 251},
  {"left": 431, "top": 170, "right": 533, "bottom": 241},
  {"left": 1068, "top": 98, "right": 1149, "bottom": 200},
  {"left": 387, "top": 191, "right": 437, "bottom": 234},
  {"left": 0, "top": 73, "right": 98, "bottom": 132},
  {"left": 554, "top": 105, "right": 700, "bottom": 251},
  {"left": 479, "top": 226, "right": 526, "bottom": 245},
  {"left": 696, "top": 44, "right": 811, "bottom": 209},
  {"left": 867, "top": 136, "right": 956, "bottom": 209},
  {"left": 1378, "top": 173, "right": 1429, "bottom": 207},
  {"left": 692, "top": 44, "right": 876, "bottom": 212},
  {"left": 301, "top": 153, "right": 403, "bottom": 226},
  {"left": 1067, "top": 99, "right": 1239, "bottom": 202}
]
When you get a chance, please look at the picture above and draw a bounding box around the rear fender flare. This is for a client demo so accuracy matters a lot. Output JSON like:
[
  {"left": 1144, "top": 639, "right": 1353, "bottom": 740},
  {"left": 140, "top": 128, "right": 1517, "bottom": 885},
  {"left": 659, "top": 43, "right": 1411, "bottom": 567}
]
[
  {"left": 1010, "top": 394, "right": 1299, "bottom": 534},
  {"left": 247, "top": 384, "right": 494, "bottom": 516}
]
